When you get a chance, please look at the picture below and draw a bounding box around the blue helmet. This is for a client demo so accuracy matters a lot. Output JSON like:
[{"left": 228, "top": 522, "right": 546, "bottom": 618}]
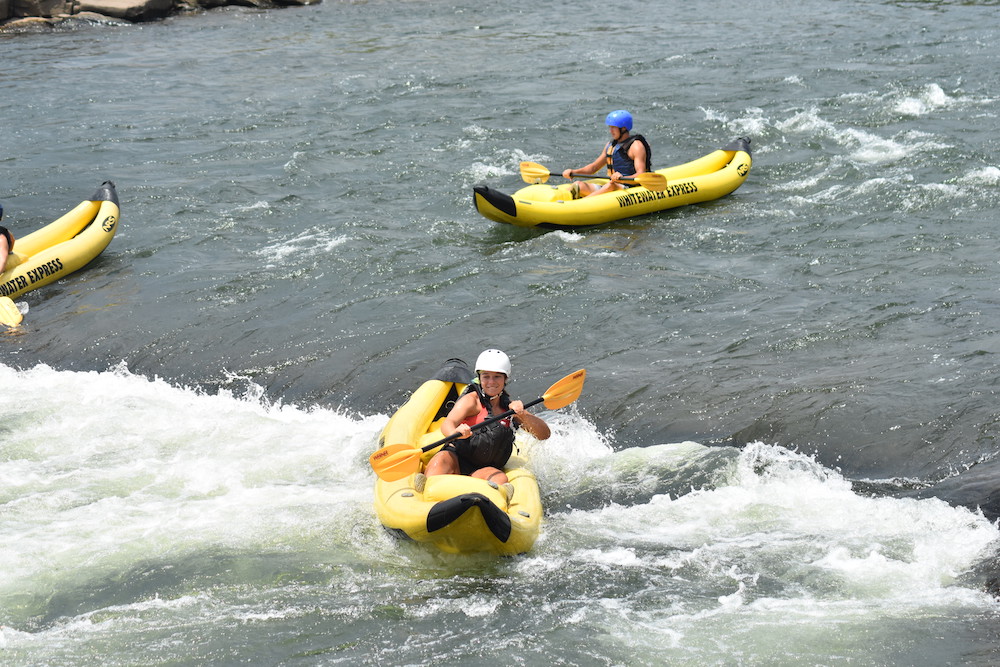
[
  {"left": 605, "top": 109, "right": 633, "bottom": 131},
  {"left": 0, "top": 203, "right": 3, "bottom": 221}
]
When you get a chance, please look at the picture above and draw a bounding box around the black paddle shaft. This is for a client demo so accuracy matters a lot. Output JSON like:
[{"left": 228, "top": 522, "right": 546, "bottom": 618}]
[{"left": 419, "top": 396, "right": 544, "bottom": 452}]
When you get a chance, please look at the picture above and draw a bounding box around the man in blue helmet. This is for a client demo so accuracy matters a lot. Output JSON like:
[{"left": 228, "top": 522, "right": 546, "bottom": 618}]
[
  {"left": 562, "top": 110, "right": 652, "bottom": 198},
  {"left": 0, "top": 204, "right": 14, "bottom": 273}
]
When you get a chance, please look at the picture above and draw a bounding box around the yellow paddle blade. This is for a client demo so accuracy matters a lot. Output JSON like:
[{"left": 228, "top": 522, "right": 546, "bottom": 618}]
[
  {"left": 627, "top": 172, "right": 667, "bottom": 192},
  {"left": 0, "top": 297, "right": 23, "bottom": 327},
  {"left": 370, "top": 442, "right": 423, "bottom": 482},
  {"left": 519, "top": 161, "right": 551, "bottom": 184},
  {"left": 371, "top": 448, "right": 423, "bottom": 482},
  {"left": 541, "top": 369, "right": 586, "bottom": 410},
  {"left": 369, "top": 442, "right": 414, "bottom": 470}
]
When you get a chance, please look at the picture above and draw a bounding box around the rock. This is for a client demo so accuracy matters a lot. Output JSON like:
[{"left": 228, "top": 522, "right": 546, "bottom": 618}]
[
  {"left": 75, "top": 0, "right": 171, "bottom": 21},
  {"left": 71, "top": 9, "right": 126, "bottom": 21},
  {"left": 2, "top": 0, "right": 319, "bottom": 26},
  {"left": 12, "top": 0, "right": 73, "bottom": 17},
  {"left": 0, "top": 14, "right": 54, "bottom": 29}
]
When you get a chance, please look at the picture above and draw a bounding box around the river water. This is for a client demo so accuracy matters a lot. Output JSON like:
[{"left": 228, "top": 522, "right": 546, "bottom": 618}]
[{"left": 3, "top": 0, "right": 1000, "bottom": 664}]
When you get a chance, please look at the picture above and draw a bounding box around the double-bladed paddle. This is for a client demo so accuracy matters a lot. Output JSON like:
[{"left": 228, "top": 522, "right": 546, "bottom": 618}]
[
  {"left": 369, "top": 368, "right": 587, "bottom": 482},
  {"left": 519, "top": 161, "right": 667, "bottom": 192}
]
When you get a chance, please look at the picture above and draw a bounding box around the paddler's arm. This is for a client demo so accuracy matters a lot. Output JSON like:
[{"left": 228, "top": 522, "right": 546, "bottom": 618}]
[
  {"left": 511, "top": 400, "right": 551, "bottom": 440},
  {"left": 562, "top": 146, "right": 610, "bottom": 180},
  {"left": 440, "top": 392, "right": 479, "bottom": 439},
  {"left": 627, "top": 138, "right": 648, "bottom": 176}
]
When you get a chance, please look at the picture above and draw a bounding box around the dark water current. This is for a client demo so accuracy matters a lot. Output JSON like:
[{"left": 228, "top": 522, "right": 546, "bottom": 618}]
[{"left": 3, "top": 0, "right": 1000, "bottom": 664}]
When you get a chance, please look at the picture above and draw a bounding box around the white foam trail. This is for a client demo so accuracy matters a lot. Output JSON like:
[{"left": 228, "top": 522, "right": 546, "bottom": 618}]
[
  {"left": 3, "top": 368, "right": 998, "bottom": 664},
  {"left": 960, "top": 166, "right": 1000, "bottom": 186},
  {"left": 893, "top": 83, "right": 965, "bottom": 117},
  {"left": 467, "top": 147, "right": 550, "bottom": 186},
  {"left": 551, "top": 230, "right": 586, "bottom": 244},
  {"left": 699, "top": 106, "right": 770, "bottom": 143},
  {"left": 525, "top": 441, "right": 1000, "bottom": 657},
  {"left": 0, "top": 362, "right": 386, "bottom": 619},
  {"left": 257, "top": 228, "right": 350, "bottom": 267}
]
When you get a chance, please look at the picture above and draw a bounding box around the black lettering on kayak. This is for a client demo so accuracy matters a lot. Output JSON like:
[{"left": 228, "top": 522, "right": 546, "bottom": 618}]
[
  {"left": 0, "top": 275, "right": 29, "bottom": 296},
  {"left": 665, "top": 181, "right": 698, "bottom": 198},
  {"left": 616, "top": 181, "right": 699, "bottom": 207},
  {"left": 616, "top": 189, "right": 667, "bottom": 208},
  {"left": 26, "top": 258, "right": 65, "bottom": 284}
]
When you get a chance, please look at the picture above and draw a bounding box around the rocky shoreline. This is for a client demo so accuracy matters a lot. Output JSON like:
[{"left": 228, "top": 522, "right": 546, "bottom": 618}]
[{"left": 1, "top": 0, "right": 318, "bottom": 29}]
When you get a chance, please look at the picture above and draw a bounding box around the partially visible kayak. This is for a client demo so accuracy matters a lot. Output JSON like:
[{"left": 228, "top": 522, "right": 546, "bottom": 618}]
[
  {"left": 373, "top": 358, "right": 544, "bottom": 555},
  {"left": 1, "top": 181, "right": 119, "bottom": 300},
  {"left": 473, "top": 137, "right": 751, "bottom": 229}
]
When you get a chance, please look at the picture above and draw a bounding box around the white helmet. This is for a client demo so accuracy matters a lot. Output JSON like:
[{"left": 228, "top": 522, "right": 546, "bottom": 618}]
[{"left": 475, "top": 349, "right": 512, "bottom": 378}]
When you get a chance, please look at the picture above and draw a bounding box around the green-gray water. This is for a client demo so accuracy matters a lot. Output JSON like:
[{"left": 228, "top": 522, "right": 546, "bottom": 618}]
[{"left": 3, "top": 1, "right": 1000, "bottom": 663}]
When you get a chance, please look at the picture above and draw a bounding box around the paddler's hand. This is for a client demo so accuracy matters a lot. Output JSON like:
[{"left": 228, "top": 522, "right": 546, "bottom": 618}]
[
  {"left": 456, "top": 423, "right": 472, "bottom": 439},
  {"left": 562, "top": 169, "right": 574, "bottom": 179},
  {"left": 510, "top": 400, "right": 550, "bottom": 440}
]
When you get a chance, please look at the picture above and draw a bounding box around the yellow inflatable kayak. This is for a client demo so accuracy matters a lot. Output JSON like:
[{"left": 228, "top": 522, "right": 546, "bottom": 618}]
[
  {"left": 1, "top": 181, "right": 119, "bottom": 300},
  {"left": 373, "top": 358, "right": 543, "bottom": 555},
  {"left": 473, "top": 137, "right": 751, "bottom": 228}
]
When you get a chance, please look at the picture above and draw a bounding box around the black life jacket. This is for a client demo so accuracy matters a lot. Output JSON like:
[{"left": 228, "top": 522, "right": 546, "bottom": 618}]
[{"left": 458, "top": 380, "right": 515, "bottom": 469}]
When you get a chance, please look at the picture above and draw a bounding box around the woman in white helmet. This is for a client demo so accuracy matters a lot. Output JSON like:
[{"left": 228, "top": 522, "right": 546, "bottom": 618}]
[{"left": 425, "top": 349, "right": 551, "bottom": 484}]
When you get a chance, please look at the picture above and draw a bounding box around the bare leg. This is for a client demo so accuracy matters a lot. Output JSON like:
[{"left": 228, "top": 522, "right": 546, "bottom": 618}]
[
  {"left": 587, "top": 181, "right": 624, "bottom": 197},
  {"left": 425, "top": 450, "right": 460, "bottom": 476},
  {"left": 574, "top": 180, "right": 624, "bottom": 198},
  {"left": 472, "top": 467, "right": 509, "bottom": 485}
]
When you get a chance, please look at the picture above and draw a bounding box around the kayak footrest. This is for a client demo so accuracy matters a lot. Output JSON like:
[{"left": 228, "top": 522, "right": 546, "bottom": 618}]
[
  {"left": 427, "top": 493, "right": 512, "bottom": 543},
  {"left": 473, "top": 186, "right": 517, "bottom": 218}
]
